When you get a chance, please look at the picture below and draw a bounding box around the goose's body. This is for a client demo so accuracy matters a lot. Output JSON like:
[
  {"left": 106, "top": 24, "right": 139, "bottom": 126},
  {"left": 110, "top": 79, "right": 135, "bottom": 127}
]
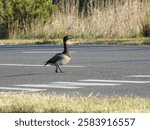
[{"left": 44, "top": 36, "right": 71, "bottom": 73}]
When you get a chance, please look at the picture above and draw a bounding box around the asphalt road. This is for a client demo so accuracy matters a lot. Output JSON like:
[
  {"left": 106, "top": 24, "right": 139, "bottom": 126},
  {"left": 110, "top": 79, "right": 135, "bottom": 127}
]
[{"left": 0, "top": 44, "right": 150, "bottom": 98}]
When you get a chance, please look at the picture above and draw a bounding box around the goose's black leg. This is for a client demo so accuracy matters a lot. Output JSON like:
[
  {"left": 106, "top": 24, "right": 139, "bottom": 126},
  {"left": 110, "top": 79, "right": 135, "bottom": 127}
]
[
  {"left": 55, "top": 64, "right": 63, "bottom": 73},
  {"left": 55, "top": 65, "right": 59, "bottom": 73},
  {"left": 57, "top": 65, "right": 63, "bottom": 73}
]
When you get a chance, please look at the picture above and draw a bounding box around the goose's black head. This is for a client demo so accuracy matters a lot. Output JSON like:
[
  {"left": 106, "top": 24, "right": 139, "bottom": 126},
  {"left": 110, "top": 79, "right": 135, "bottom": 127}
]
[{"left": 63, "top": 35, "right": 70, "bottom": 42}]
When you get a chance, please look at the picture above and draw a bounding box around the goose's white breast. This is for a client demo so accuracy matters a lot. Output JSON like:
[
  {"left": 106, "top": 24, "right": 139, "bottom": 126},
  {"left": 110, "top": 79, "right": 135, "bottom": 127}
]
[{"left": 57, "top": 54, "right": 71, "bottom": 65}]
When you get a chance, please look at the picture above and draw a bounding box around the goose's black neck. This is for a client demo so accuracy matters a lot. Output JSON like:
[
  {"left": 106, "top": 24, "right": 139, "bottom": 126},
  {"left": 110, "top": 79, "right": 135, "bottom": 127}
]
[
  {"left": 63, "top": 40, "right": 70, "bottom": 57},
  {"left": 63, "top": 40, "right": 68, "bottom": 53}
]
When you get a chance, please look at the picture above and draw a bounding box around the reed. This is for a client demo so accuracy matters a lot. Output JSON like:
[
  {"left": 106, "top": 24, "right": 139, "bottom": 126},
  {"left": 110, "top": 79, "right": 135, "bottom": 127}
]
[{"left": 26, "top": 0, "right": 150, "bottom": 39}]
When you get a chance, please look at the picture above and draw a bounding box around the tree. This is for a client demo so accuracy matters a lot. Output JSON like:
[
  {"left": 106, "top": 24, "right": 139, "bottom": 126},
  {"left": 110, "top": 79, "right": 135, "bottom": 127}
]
[{"left": 0, "top": 0, "right": 55, "bottom": 38}]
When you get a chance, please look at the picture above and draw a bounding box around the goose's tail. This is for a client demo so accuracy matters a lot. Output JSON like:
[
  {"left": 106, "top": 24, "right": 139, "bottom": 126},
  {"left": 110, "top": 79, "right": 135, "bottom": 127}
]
[{"left": 44, "top": 61, "right": 48, "bottom": 66}]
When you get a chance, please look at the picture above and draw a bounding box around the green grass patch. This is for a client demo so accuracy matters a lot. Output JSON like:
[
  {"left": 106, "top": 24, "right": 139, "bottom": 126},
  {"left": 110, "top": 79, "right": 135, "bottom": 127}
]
[
  {"left": 0, "top": 37, "right": 150, "bottom": 46},
  {"left": 0, "top": 93, "right": 150, "bottom": 113},
  {"left": 71, "top": 37, "right": 150, "bottom": 45},
  {"left": 0, "top": 39, "right": 60, "bottom": 45}
]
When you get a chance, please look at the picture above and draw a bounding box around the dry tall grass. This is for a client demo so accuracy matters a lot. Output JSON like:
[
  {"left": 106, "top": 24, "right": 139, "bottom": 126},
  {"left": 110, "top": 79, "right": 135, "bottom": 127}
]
[
  {"left": 28, "top": 0, "right": 150, "bottom": 39},
  {"left": 0, "top": 93, "right": 150, "bottom": 112}
]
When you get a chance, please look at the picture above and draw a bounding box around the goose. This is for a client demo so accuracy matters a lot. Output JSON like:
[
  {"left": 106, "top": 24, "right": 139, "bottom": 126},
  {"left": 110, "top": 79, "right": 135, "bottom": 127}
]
[{"left": 44, "top": 36, "right": 71, "bottom": 73}]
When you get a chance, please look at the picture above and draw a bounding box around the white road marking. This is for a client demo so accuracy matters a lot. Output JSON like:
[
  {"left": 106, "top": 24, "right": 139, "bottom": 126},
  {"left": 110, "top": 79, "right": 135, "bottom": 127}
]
[
  {"left": 0, "top": 64, "right": 41, "bottom": 67},
  {"left": 0, "top": 64, "right": 85, "bottom": 68},
  {"left": 80, "top": 79, "right": 150, "bottom": 84},
  {"left": 14, "top": 84, "right": 82, "bottom": 89},
  {"left": 126, "top": 75, "right": 150, "bottom": 78},
  {"left": 22, "top": 51, "right": 75, "bottom": 54},
  {"left": 62, "top": 65, "right": 85, "bottom": 68},
  {"left": 0, "top": 87, "right": 46, "bottom": 92},
  {"left": 51, "top": 82, "right": 121, "bottom": 86}
]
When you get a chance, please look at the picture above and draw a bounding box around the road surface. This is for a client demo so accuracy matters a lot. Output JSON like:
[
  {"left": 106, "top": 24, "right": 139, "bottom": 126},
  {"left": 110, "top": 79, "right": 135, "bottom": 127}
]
[{"left": 0, "top": 44, "right": 150, "bottom": 97}]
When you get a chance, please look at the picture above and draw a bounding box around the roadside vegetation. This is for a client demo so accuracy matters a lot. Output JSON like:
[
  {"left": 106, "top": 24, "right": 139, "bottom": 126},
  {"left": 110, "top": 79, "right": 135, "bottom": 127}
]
[
  {"left": 0, "top": 93, "right": 150, "bottom": 112},
  {"left": 0, "top": 0, "right": 150, "bottom": 44},
  {"left": 0, "top": 37, "right": 150, "bottom": 45}
]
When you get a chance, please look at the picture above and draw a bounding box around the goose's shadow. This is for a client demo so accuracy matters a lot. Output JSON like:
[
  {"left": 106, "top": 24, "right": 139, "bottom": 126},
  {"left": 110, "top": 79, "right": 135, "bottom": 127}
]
[{"left": 0, "top": 72, "right": 56, "bottom": 78}]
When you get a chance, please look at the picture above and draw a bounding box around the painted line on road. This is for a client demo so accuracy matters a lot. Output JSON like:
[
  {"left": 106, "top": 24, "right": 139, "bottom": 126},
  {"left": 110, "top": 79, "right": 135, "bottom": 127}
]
[
  {"left": 51, "top": 82, "right": 121, "bottom": 86},
  {"left": 14, "top": 84, "right": 83, "bottom": 89},
  {"left": 0, "top": 87, "right": 46, "bottom": 92},
  {"left": 126, "top": 75, "right": 150, "bottom": 78},
  {"left": 0, "top": 64, "right": 85, "bottom": 68},
  {"left": 80, "top": 79, "right": 150, "bottom": 84},
  {"left": 0, "top": 64, "right": 41, "bottom": 67}
]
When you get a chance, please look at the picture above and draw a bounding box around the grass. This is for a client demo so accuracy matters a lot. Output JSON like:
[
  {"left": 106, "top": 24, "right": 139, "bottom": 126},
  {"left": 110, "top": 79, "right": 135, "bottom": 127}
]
[
  {"left": 0, "top": 37, "right": 150, "bottom": 46},
  {"left": 0, "top": 93, "right": 150, "bottom": 113},
  {"left": 71, "top": 37, "right": 150, "bottom": 45},
  {"left": 0, "top": 1, "right": 150, "bottom": 45},
  {"left": 0, "top": 39, "right": 60, "bottom": 45},
  {"left": 22, "top": 0, "right": 150, "bottom": 40}
]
